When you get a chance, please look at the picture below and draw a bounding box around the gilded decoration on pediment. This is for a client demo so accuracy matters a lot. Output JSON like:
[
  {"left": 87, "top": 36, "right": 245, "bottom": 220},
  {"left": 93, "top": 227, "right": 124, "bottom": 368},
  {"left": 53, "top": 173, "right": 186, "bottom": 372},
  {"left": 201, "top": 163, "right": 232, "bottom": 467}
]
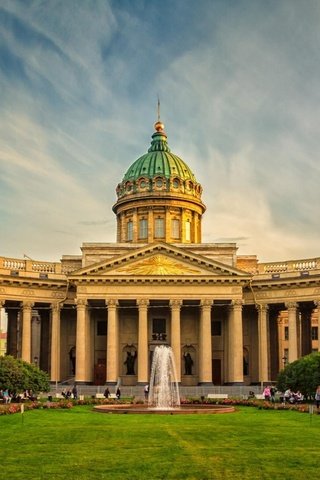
[{"left": 116, "top": 254, "right": 200, "bottom": 275}]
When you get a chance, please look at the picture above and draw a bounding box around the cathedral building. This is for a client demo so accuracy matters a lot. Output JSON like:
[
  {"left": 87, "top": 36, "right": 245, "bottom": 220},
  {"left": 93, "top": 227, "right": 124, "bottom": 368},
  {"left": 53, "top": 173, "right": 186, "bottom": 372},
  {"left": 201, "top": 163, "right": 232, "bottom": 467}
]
[{"left": 1, "top": 119, "right": 319, "bottom": 387}]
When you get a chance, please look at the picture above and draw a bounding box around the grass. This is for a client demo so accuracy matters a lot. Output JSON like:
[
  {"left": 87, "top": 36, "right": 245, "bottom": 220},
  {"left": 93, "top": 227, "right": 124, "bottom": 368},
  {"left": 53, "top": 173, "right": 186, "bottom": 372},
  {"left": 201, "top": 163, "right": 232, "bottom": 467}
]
[{"left": 1, "top": 405, "right": 319, "bottom": 480}]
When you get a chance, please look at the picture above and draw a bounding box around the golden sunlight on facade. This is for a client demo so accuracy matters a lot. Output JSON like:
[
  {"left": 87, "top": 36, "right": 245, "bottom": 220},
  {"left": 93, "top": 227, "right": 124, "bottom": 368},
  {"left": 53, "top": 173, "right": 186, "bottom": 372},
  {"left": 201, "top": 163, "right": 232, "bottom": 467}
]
[{"left": 0, "top": 119, "right": 319, "bottom": 388}]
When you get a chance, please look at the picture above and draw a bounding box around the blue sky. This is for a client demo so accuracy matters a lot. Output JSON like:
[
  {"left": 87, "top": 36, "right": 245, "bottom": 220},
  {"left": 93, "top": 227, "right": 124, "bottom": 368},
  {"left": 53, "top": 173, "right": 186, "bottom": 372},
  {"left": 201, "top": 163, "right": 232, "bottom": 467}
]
[{"left": 1, "top": 0, "right": 320, "bottom": 263}]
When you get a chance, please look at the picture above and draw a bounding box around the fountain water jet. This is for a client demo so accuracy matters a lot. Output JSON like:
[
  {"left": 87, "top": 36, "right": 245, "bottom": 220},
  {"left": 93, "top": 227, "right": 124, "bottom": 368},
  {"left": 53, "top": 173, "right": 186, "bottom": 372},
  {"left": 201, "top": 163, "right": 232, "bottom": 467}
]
[{"left": 148, "top": 345, "right": 180, "bottom": 410}]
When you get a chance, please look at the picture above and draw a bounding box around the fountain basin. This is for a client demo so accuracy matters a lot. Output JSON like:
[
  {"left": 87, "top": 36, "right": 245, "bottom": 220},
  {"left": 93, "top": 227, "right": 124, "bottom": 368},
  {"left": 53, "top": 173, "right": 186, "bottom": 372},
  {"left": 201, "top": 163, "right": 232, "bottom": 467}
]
[{"left": 93, "top": 404, "right": 235, "bottom": 414}]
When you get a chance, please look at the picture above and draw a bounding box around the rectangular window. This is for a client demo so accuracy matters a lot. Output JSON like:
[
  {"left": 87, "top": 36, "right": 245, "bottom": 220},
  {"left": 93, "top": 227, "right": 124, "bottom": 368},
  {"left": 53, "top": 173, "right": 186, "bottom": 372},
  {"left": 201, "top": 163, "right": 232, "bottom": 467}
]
[
  {"left": 97, "top": 321, "right": 107, "bottom": 336},
  {"left": 312, "top": 326, "right": 318, "bottom": 340},
  {"left": 127, "top": 220, "right": 133, "bottom": 241},
  {"left": 154, "top": 218, "right": 164, "bottom": 238},
  {"left": 139, "top": 218, "right": 148, "bottom": 239},
  {"left": 284, "top": 326, "right": 289, "bottom": 340},
  {"left": 171, "top": 219, "right": 180, "bottom": 239},
  {"left": 185, "top": 220, "right": 191, "bottom": 241},
  {"left": 211, "top": 321, "right": 222, "bottom": 336}
]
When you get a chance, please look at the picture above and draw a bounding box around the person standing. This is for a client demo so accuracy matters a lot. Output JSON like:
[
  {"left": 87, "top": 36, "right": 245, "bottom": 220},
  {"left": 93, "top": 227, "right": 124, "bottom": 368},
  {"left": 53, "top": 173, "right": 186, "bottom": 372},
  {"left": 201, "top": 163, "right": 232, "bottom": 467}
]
[
  {"left": 315, "top": 385, "right": 320, "bottom": 409},
  {"left": 263, "top": 385, "right": 271, "bottom": 401},
  {"left": 72, "top": 384, "right": 78, "bottom": 400},
  {"left": 144, "top": 384, "right": 149, "bottom": 402}
]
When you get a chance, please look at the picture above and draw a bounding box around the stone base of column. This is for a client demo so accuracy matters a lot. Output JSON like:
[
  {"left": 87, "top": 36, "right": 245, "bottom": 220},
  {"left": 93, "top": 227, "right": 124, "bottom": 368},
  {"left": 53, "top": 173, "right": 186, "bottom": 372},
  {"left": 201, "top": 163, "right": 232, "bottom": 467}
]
[
  {"left": 224, "top": 382, "right": 244, "bottom": 386},
  {"left": 105, "top": 381, "right": 117, "bottom": 386},
  {"left": 136, "top": 382, "right": 148, "bottom": 386},
  {"left": 198, "top": 382, "right": 214, "bottom": 386},
  {"left": 74, "top": 381, "right": 92, "bottom": 385}
]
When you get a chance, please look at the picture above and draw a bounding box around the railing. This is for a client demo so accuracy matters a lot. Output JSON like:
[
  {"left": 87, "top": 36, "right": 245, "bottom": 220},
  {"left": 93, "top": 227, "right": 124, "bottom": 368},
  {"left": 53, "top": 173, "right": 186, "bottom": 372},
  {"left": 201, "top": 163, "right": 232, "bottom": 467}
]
[
  {"left": 0, "top": 256, "right": 62, "bottom": 274},
  {"left": 259, "top": 258, "right": 320, "bottom": 274}
]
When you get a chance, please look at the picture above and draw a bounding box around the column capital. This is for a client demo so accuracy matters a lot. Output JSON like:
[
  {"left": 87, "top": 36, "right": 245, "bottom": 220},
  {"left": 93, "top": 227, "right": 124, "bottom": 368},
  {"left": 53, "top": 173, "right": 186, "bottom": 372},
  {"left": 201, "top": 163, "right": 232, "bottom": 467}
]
[
  {"left": 106, "top": 299, "right": 118, "bottom": 308},
  {"left": 170, "top": 299, "right": 182, "bottom": 310},
  {"left": 200, "top": 299, "right": 212, "bottom": 308},
  {"left": 256, "top": 304, "right": 269, "bottom": 313},
  {"left": 137, "top": 299, "right": 149, "bottom": 308},
  {"left": 231, "top": 298, "right": 243, "bottom": 308},
  {"left": 0, "top": 300, "right": 5, "bottom": 308},
  {"left": 314, "top": 300, "right": 320, "bottom": 308},
  {"left": 75, "top": 298, "right": 87, "bottom": 308},
  {"left": 22, "top": 301, "right": 34, "bottom": 310},
  {"left": 51, "top": 302, "right": 61, "bottom": 313},
  {"left": 285, "top": 302, "right": 298, "bottom": 310}
]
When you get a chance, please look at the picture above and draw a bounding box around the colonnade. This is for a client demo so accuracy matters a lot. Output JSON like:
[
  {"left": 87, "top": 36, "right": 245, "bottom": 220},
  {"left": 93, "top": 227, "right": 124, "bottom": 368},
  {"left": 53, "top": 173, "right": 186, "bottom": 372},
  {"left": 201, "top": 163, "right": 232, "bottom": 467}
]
[{"left": 2, "top": 297, "right": 320, "bottom": 386}]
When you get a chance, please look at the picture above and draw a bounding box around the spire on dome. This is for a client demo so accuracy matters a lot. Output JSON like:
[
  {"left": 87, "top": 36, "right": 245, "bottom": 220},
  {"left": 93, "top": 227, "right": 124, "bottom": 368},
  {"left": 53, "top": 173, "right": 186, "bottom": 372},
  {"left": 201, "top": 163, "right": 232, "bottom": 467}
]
[{"left": 154, "top": 96, "right": 165, "bottom": 132}]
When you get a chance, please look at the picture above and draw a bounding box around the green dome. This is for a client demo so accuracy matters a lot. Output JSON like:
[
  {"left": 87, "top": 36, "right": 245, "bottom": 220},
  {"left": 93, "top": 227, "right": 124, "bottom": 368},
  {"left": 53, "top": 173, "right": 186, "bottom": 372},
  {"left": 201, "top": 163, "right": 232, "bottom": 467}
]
[
  {"left": 115, "top": 122, "right": 203, "bottom": 202},
  {"left": 123, "top": 129, "right": 197, "bottom": 183}
]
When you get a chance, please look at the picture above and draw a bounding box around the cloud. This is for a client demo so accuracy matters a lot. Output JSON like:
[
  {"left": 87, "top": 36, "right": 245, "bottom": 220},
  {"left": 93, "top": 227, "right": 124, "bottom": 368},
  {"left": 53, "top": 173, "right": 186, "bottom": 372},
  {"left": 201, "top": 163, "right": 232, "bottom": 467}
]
[{"left": 1, "top": 0, "right": 320, "bottom": 263}]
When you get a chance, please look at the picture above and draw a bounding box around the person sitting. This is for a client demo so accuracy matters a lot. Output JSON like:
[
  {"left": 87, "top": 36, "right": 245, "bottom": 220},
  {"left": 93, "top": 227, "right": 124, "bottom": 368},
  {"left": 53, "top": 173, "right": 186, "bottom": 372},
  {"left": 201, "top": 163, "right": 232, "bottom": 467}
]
[
  {"left": 104, "top": 388, "right": 110, "bottom": 399},
  {"left": 284, "top": 388, "right": 292, "bottom": 403},
  {"left": 263, "top": 386, "right": 271, "bottom": 401},
  {"left": 294, "top": 391, "right": 304, "bottom": 403}
]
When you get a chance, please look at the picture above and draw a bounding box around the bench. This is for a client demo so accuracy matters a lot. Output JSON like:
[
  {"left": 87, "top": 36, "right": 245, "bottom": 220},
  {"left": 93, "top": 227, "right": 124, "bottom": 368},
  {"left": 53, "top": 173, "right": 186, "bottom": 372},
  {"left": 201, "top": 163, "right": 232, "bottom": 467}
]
[
  {"left": 207, "top": 393, "right": 228, "bottom": 400},
  {"left": 254, "top": 394, "right": 265, "bottom": 400},
  {"left": 95, "top": 393, "right": 118, "bottom": 399}
]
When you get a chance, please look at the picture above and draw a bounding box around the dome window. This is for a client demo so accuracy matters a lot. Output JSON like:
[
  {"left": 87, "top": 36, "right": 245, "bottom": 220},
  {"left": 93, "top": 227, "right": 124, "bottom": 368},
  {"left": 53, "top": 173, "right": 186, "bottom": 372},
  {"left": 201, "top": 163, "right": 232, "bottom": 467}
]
[
  {"left": 140, "top": 180, "right": 147, "bottom": 189},
  {"left": 172, "top": 179, "right": 180, "bottom": 189},
  {"left": 155, "top": 178, "right": 163, "bottom": 188}
]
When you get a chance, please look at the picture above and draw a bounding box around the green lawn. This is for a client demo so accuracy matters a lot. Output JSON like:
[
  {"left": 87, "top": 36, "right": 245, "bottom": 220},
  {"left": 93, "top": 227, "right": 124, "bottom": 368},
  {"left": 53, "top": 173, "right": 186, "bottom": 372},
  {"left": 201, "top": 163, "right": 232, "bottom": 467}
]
[{"left": 1, "top": 406, "right": 319, "bottom": 480}]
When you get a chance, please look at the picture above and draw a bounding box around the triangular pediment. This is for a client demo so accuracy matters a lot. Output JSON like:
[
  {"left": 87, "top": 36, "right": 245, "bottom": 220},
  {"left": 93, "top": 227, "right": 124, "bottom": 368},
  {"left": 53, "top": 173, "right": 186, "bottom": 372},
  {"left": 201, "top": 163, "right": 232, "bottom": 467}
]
[{"left": 70, "top": 242, "right": 249, "bottom": 279}]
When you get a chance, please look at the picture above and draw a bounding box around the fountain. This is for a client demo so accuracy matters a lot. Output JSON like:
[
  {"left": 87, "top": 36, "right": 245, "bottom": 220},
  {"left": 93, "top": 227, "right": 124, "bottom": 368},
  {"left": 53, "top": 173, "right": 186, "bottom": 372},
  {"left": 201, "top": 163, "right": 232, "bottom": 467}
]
[
  {"left": 94, "top": 345, "right": 234, "bottom": 414},
  {"left": 148, "top": 345, "right": 180, "bottom": 410}
]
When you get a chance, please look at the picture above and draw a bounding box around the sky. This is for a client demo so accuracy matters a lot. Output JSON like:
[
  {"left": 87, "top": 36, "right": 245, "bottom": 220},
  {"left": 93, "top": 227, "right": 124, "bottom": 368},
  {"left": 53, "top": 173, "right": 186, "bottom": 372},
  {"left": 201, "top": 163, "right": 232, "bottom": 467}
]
[{"left": 1, "top": 0, "right": 320, "bottom": 263}]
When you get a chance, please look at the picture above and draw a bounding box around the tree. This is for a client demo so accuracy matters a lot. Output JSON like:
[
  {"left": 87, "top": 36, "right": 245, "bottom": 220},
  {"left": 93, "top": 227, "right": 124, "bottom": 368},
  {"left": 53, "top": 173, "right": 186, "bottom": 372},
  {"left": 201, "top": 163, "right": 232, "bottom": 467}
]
[
  {"left": 277, "top": 352, "right": 320, "bottom": 398},
  {"left": 0, "top": 355, "right": 50, "bottom": 393}
]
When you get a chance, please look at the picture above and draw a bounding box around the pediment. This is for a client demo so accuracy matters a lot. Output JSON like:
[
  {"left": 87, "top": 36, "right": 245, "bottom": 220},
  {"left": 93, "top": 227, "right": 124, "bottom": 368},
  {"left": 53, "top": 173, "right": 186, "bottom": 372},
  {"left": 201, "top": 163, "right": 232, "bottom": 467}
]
[{"left": 70, "top": 243, "right": 249, "bottom": 279}]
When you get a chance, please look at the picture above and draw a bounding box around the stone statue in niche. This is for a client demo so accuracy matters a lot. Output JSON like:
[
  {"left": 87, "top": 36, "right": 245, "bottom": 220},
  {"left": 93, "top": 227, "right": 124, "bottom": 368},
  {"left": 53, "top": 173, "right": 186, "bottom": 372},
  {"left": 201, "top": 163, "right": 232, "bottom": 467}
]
[
  {"left": 183, "top": 352, "right": 193, "bottom": 375},
  {"left": 124, "top": 350, "right": 137, "bottom": 375}
]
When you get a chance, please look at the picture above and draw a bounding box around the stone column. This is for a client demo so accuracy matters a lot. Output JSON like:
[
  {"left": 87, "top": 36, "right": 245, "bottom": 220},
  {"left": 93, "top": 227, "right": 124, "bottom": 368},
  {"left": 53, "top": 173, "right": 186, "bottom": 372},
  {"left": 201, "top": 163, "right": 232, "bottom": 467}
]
[
  {"left": 75, "top": 299, "right": 87, "bottom": 383},
  {"left": 137, "top": 299, "right": 149, "bottom": 384},
  {"left": 199, "top": 299, "right": 212, "bottom": 384},
  {"left": 257, "top": 304, "right": 269, "bottom": 384},
  {"left": 21, "top": 302, "right": 34, "bottom": 363},
  {"left": 228, "top": 300, "right": 244, "bottom": 385},
  {"left": 106, "top": 299, "right": 119, "bottom": 384},
  {"left": 50, "top": 303, "right": 61, "bottom": 383},
  {"left": 170, "top": 299, "right": 182, "bottom": 382},
  {"left": 315, "top": 301, "right": 320, "bottom": 352},
  {"left": 286, "top": 302, "right": 298, "bottom": 363}
]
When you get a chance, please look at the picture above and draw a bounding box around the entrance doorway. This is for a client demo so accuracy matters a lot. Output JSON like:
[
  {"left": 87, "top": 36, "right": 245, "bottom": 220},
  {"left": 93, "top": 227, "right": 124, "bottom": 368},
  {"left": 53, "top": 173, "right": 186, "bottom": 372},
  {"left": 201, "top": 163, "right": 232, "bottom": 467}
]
[{"left": 212, "top": 359, "right": 221, "bottom": 385}]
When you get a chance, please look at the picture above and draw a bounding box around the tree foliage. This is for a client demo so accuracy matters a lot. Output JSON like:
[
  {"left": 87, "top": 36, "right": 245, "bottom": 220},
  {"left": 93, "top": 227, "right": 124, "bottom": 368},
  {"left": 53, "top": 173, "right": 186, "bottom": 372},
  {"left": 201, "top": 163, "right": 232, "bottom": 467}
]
[
  {"left": 0, "top": 355, "right": 50, "bottom": 393},
  {"left": 277, "top": 352, "right": 320, "bottom": 398}
]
